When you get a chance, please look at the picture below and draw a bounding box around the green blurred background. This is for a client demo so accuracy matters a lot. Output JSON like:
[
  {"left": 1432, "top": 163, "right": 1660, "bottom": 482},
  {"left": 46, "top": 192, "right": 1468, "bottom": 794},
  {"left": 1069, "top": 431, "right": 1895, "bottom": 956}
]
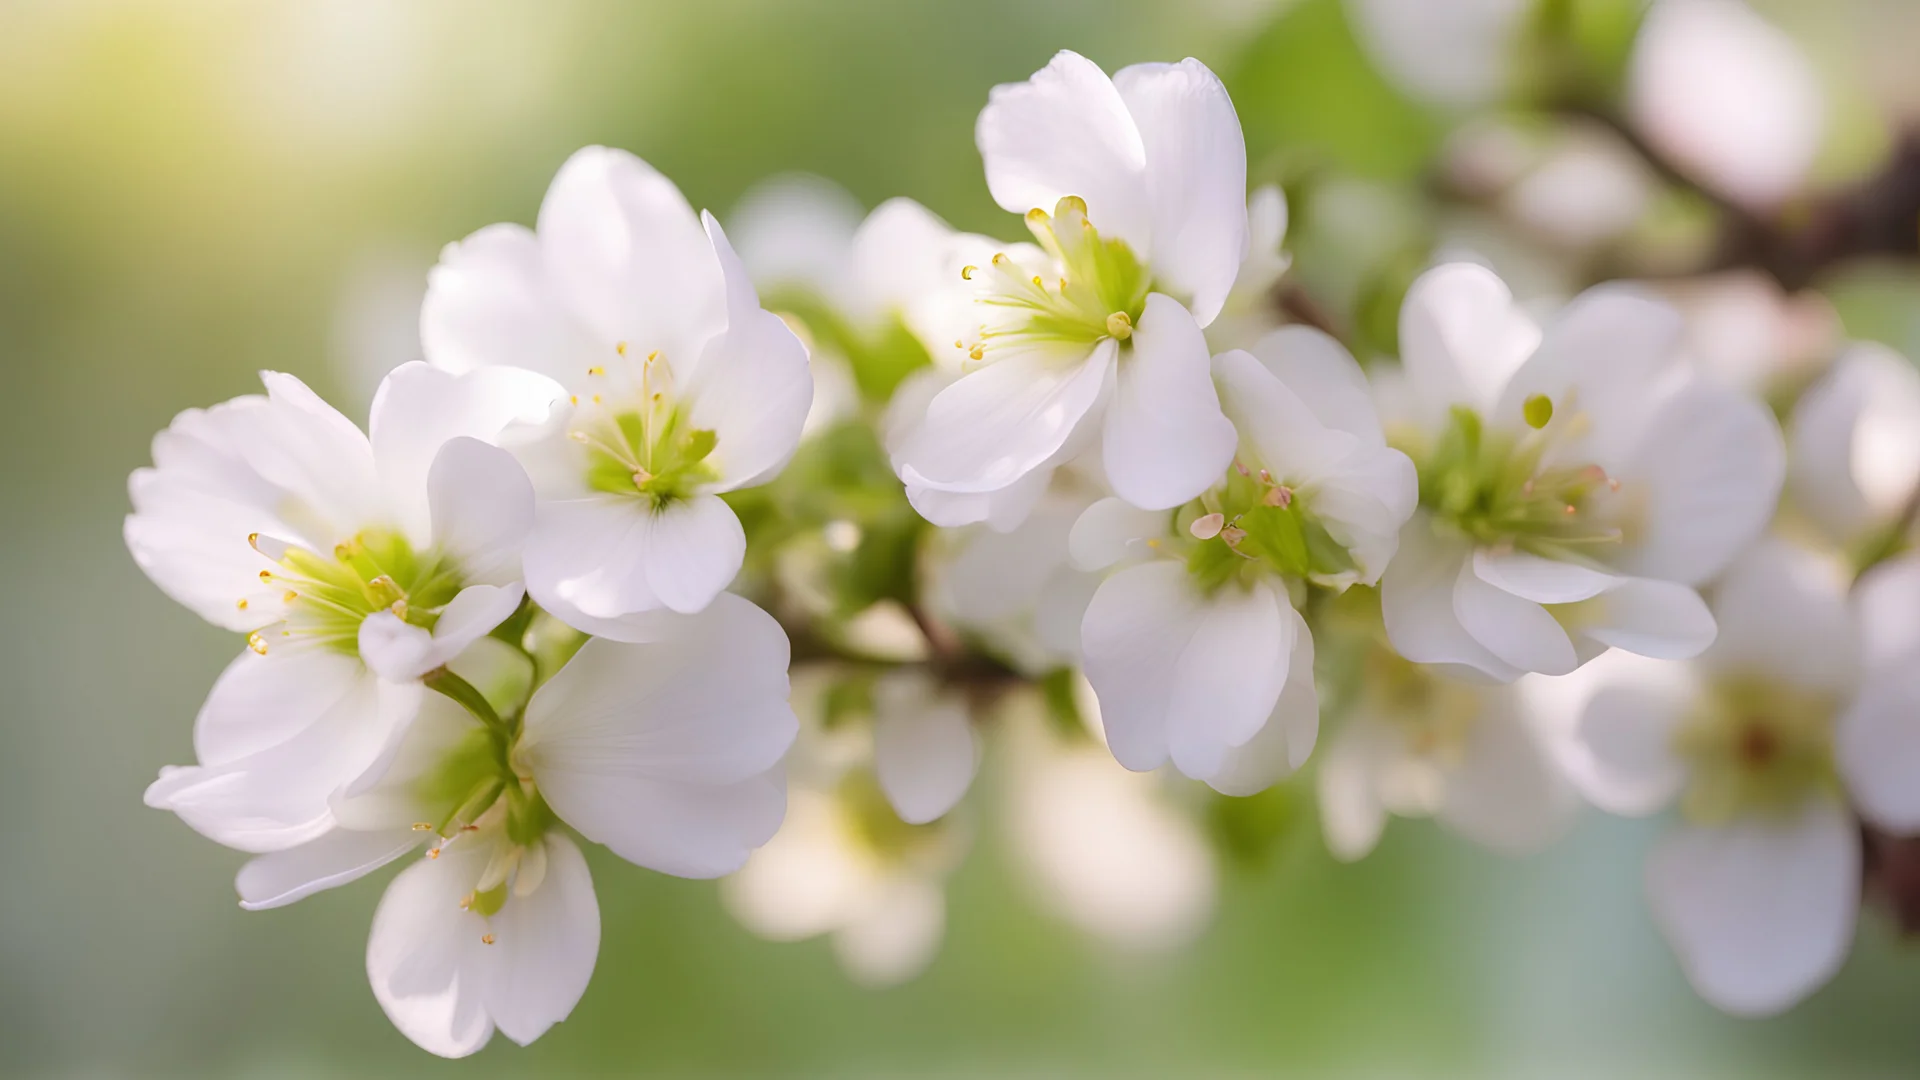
[{"left": 2, "top": 0, "right": 1916, "bottom": 1075}]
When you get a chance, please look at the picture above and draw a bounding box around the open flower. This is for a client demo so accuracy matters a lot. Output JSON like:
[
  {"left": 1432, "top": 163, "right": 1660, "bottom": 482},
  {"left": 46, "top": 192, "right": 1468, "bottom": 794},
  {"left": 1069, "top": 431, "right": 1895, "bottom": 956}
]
[
  {"left": 232, "top": 595, "right": 796, "bottom": 1055},
  {"left": 422, "top": 145, "right": 813, "bottom": 636},
  {"left": 131, "top": 363, "right": 553, "bottom": 852},
  {"left": 891, "top": 50, "right": 1244, "bottom": 515},
  {"left": 1559, "top": 540, "right": 1920, "bottom": 1015},
  {"left": 1379, "top": 264, "right": 1782, "bottom": 681},
  {"left": 1072, "top": 327, "right": 1415, "bottom": 790}
]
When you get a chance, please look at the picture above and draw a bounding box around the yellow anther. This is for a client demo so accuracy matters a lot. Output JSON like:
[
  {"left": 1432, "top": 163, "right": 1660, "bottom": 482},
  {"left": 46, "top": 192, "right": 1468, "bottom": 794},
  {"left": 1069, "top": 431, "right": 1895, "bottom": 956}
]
[
  {"left": 481, "top": 933, "right": 496, "bottom": 945},
  {"left": 591, "top": 394, "right": 603, "bottom": 405},
  {"left": 967, "top": 345, "right": 985, "bottom": 361},
  {"left": 1032, "top": 275, "right": 1045, "bottom": 289},
  {"left": 1059, "top": 195, "right": 1088, "bottom": 216},
  {"left": 236, "top": 599, "right": 249, "bottom": 611},
  {"left": 334, "top": 543, "right": 354, "bottom": 560},
  {"left": 258, "top": 569, "right": 273, "bottom": 583},
  {"left": 961, "top": 265, "right": 977, "bottom": 281},
  {"left": 647, "top": 350, "right": 660, "bottom": 362},
  {"left": 1026, "top": 207, "right": 1049, "bottom": 224},
  {"left": 992, "top": 253, "right": 1010, "bottom": 267},
  {"left": 246, "top": 632, "right": 268, "bottom": 656},
  {"left": 569, "top": 395, "right": 579, "bottom": 406},
  {"left": 587, "top": 366, "right": 605, "bottom": 377},
  {"left": 615, "top": 341, "right": 628, "bottom": 356},
  {"left": 1105, "top": 311, "right": 1133, "bottom": 340},
  {"left": 247, "top": 532, "right": 260, "bottom": 549},
  {"left": 953, "top": 339, "right": 966, "bottom": 350},
  {"left": 427, "top": 848, "right": 441, "bottom": 860},
  {"left": 282, "top": 590, "right": 298, "bottom": 604},
  {"left": 411, "top": 822, "right": 433, "bottom": 831}
]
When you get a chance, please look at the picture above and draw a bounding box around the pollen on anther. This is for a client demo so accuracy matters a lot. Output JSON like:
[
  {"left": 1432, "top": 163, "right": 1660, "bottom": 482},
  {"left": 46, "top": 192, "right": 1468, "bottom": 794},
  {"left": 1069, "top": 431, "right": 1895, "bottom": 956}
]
[
  {"left": 967, "top": 345, "right": 984, "bottom": 361},
  {"left": 481, "top": 933, "right": 496, "bottom": 946},
  {"left": 246, "top": 632, "right": 268, "bottom": 656},
  {"left": 591, "top": 394, "right": 603, "bottom": 405},
  {"left": 961, "top": 265, "right": 977, "bottom": 281},
  {"left": 587, "top": 365, "right": 606, "bottom": 377},
  {"left": 247, "top": 532, "right": 261, "bottom": 549},
  {"left": 282, "top": 590, "right": 298, "bottom": 604},
  {"left": 991, "top": 253, "right": 1010, "bottom": 267},
  {"left": 427, "top": 848, "right": 441, "bottom": 860},
  {"left": 647, "top": 350, "right": 660, "bottom": 363},
  {"left": 236, "top": 599, "right": 249, "bottom": 611},
  {"left": 570, "top": 395, "right": 579, "bottom": 406},
  {"left": 615, "top": 341, "right": 629, "bottom": 357},
  {"left": 1032, "top": 275, "right": 1045, "bottom": 289},
  {"left": 258, "top": 569, "right": 273, "bottom": 583}
]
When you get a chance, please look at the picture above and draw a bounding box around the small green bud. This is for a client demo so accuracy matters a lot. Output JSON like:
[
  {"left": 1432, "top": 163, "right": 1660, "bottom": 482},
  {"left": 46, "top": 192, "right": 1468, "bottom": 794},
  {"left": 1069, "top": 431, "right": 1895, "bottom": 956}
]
[{"left": 1523, "top": 393, "right": 1554, "bottom": 430}]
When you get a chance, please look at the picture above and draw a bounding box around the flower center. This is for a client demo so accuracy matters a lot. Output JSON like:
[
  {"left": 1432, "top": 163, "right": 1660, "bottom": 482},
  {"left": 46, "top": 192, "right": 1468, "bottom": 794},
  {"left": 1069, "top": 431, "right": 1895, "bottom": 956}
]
[
  {"left": 569, "top": 343, "right": 719, "bottom": 506},
  {"left": 1416, "top": 400, "right": 1624, "bottom": 561},
  {"left": 1176, "top": 459, "right": 1359, "bottom": 594},
  {"left": 247, "top": 528, "right": 462, "bottom": 656},
  {"left": 954, "top": 196, "right": 1149, "bottom": 366},
  {"left": 1672, "top": 677, "right": 1838, "bottom": 823}
]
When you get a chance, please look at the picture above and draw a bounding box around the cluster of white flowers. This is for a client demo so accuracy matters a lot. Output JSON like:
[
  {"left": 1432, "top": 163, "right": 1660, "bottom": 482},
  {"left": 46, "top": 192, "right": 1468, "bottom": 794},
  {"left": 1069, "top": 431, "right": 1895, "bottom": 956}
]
[{"left": 130, "top": 47, "right": 1920, "bottom": 1053}]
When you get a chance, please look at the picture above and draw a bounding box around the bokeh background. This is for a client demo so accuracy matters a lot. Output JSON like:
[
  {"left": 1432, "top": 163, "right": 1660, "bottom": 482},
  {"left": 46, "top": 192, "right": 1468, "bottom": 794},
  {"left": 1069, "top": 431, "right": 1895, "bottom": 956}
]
[{"left": 4, "top": 0, "right": 1919, "bottom": 1076}]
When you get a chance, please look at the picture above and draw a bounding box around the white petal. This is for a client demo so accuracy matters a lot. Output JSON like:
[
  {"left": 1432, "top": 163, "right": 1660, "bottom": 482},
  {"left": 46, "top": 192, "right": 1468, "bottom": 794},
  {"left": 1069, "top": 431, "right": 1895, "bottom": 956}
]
[
  {"left": 420, "top": 223, "right": 599, "bottom": 384},
  {"left": 1206, "top": 604, "right": 1320, "bottom": 796},
  {"left": 643, "top": 495, "right": 747, "bottom": 615},
  {"left": 896, "top": 341, "right": 1111, "bottom": 494},
  {"left": 1346, "top": 0, "right": 1530, "bottom": 106},
  {"left": 1646, "top": 799, "right": 1859, "bottom": 1016},
  {"left": 905, "top": 463, "right": 1051, "bottom": 531},
  {"left": 524, "top": 494, "right": 743, "bottom": 622},
  {"left": 1471, "top": 548, "right": 1617, "bottom": 604},
  {"left": 192, "top": 646, "right": 365, "bottom": 766},
  {"left": 1701, "top": 539, "right": 1856, "bottom": 694},
  {"left": 1617, "top": 379, "right": 1784, "bottom": 585},
  {"left": 1580, "top": 577, "right": 1716, "bottom": 660},
  {"left": 1494, "top": 284, "right": 1682, "bottom": 452},
  {"left": 1080, "top": 562, "right": 1290, "bottom": 779},
  {"left": 1102, "top": 294, "right": 1237, "bottom": 509},
  {"left": 149, "top": 663, "right": 421, "bottom": 852},
  {"left": 1111, "top": 58, "right": 1248, "bottom": 326},
  {"left": 1397, "top": 263, "right": 1540, "bottom": 418},
  {"left": 236, "top": 826, "right": 421, "bottom": 911},
  {"left": 975, "top": 50, "right": 1152, "bottom": 253},
  {"left": 1380, "top": 520, "right": 1524, "bottom": 681},
  {"left": 366, "top": 844, "right": 498, "bottom": 1058},
  {"left": 938, "top": 500, "right": 1075, "bottom": 627},
  {"left": 426, "top": 437, "right": 536, "bottom": 586},
  {"left": 1435, "top": 695, "right": 1577, "bottom": 854},
  {"left": 872, "top": 681, "right": 977, "bottom": 825},
  {"left": 1213, "top": 348, "right": 1356, "bottom": 482},
  {"left": 535, "top": 146, "right": 724, "bottom": 364},
  {"left": 1453, "top": 555, "right": 1577, "bottom": 676},
  {"left": 478, "top": 834, "right": 601, "bottom": 1047},
  {"left": 1317, "top": 720, "right": 1391, "bottom": 862},
  {"left": 1854, "top": 552, "right": 1920, "bottom": 671},
  {"left": 370, "top": 363, "right": 566, "bottom": 543},
  {"left": 521, "top": 596, "right": 797, "bottom": 877},
  {"left": 1566, "top": 669, "right": 1692, "bottom": 816},
  {"left": 1067, "top": 496, "right": 1167, "bottom": 571},
  {"left": 683, "top": 213, "right": 813, "bottom": 490},
  {"left": 1244, "top": 325, "right": 1382, "bottom": 444},
  {"left": 1837, "top": 665, "right": 1920, "bottom": 832},
  {"left": 832, "top": 876, "right": 947, "bottom": 987}
]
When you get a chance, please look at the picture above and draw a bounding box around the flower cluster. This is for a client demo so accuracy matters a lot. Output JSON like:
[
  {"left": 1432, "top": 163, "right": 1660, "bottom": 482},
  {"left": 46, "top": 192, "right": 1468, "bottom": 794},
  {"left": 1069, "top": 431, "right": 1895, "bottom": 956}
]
[{"left": 131, "top": 46, "right": 1920, "bottom": 1053}]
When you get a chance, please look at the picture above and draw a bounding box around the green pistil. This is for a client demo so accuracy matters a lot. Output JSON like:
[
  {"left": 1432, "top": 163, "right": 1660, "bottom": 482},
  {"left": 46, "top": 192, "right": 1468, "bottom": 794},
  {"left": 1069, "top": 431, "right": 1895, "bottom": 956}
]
[
  {"left": 1673, "top": 677, "right": 1839, "bottom": 824},
  {"left": 579, "top": 404, "right": 720, "bottom": 507},
  {"left": 1182, "top": 463, "right": 1358, "bottom": 594},
  {"left": 1415, "top": 404, "right": 1620, "bottom": 560},
  {"left": 258, "top": 528, "right": 462, "bottom": 656},
  {"left": 963, "top": 196, "right": 1149, "bottom": 359}
]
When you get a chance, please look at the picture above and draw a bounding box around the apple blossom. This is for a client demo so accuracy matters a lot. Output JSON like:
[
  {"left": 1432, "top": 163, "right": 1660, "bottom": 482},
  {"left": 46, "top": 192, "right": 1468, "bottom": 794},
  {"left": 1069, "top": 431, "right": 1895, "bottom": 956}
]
[
  {"left": 422, "top": 146, "right": 813, "bottom": 635},
  {"left": 1379, "top": 263, "right": 1782, "bottom": 681}
]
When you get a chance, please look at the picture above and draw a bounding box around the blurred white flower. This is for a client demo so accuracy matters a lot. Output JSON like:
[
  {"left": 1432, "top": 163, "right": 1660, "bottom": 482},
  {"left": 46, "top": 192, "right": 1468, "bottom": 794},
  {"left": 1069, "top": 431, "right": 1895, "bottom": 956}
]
[
  {"left": 1345, "top": 0, "right": 1531, "bottom": 108},
  {"left": 892, "top": 50, "right": 1243, "bottom": 515},
  {"left": 1653, "top": 270, "right": 1837, "bottom": 396},
  {"left": 132, "top": 363, "right": 553, "bottom": 852},
  {"left": 1073, "top": 327, "right": 1413, "bottom": 791},
  {"left": 1558, "top": 540, "right": 1920, "bottom": 1015},
  {"left": 1500, "top": 126, "right": 1655, "bottom": 248},
  {"left": 930, "top": 486, "right": 1103, "bottom": 673},
  {"left": 422, "top": 146, "right": 813, "bottom": 634},
  {"left": 1318, "top": 647, "right": 1578, "bottom": 861},
  {"left": 1788, "top": 343, "right": 1920, "bottom": 547},
  {"left": 1203, "top": 184, "right": 1293, "bottom": 353},
  {"left": 722, "top": 669, "right": 971, "bottom": 986},
  {"left": 1380, "top": 264, "right": 1783, "bottom": 681},
  {"left": 1628, "top": 0, "right": 1826, "bottom": 209},
  {"left": 1002, "top": 690, "right": 1217, "bottom": 951}
]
